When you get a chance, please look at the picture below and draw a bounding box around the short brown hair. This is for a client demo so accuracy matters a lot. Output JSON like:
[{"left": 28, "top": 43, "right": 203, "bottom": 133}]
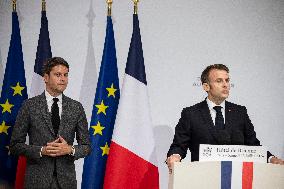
[
  {"left": 42, "top": 57, "right": 69, "bottom": 75},
  {"left": 201, "top": 64, "right": 229, "bottom": 84}
]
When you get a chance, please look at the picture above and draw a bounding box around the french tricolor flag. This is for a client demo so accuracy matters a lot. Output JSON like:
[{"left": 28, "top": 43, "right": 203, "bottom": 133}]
[
  {"left": 103, "top": 14, "right": 159, "bottom": 189},
  {"left": 221, "top": 161, "right": 283, "bottom": 189},
  {"left": 221, "top": 161, "right": 253, "bottom": 189},
  {"left": 30, "top": 8, "right": 52, "bottom": 98}
]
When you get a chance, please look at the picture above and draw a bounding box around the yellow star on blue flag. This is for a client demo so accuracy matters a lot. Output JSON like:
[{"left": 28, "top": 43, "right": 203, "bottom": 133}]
[
  {"left": 100, "top": 142, "right": 110, "bottom": 156},
  {"left": 0, "top": 121, "right": 11, "bottom": 135},
  {"left": 11, "top": 82, "right": 25, "bottom": 96},
  {"left": 91, "top": 121, "right": 105, "bottom": 136},
  {"left": 106, "top": 83, "right": 117, "bottom": 98},
  {"left": 0, "top": 99, "right": 14, "bottom": 114},
  {"left": 95, "top": 100, "right": 109, "bottom": 115}
]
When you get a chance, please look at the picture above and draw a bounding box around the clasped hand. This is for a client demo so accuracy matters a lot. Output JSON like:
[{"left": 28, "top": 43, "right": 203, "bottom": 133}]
[{"left": 42, "top": 136, "right": 72, "bottom": 157}]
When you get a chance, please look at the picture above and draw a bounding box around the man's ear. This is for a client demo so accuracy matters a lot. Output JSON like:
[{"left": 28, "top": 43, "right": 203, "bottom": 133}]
[
  {"left": 203, "top": 83, "right": 210, "bottom": 92},
  {"left": 43, "top": 74, "right": 48, "bottom": 83}
]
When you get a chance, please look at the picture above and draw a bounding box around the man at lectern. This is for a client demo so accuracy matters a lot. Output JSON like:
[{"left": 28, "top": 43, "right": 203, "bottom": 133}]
[{"left": 166, "top": 64, "right": 284, "bottom": 172}]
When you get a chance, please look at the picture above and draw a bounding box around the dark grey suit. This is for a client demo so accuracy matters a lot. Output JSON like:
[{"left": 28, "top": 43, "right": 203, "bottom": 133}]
[
  {"left": 167, "top": 100, "right": 271, "bottom": 161},
  {"left": 10, "top": 93, "right": 91, "bottom": 189}
]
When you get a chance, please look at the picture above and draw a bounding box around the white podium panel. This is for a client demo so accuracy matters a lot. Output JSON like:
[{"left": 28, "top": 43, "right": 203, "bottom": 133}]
[{"left": 169, "top": 161, "right": 284, "bottom": 189}]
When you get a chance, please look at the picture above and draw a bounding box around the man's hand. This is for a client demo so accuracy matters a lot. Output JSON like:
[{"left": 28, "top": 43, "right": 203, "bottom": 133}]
[
  {"left": 166, "top": 154, "right": 181, "bottom": 174},
  {"left": 270, "top": 157, "right": 284, "bottom": 165},
  {"left": 41, "top": 136, "right": 72, "bottom": 157}
]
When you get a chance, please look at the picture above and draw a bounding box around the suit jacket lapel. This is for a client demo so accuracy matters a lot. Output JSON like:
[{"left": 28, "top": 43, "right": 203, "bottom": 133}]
[
  {"left": 199, "top": 100, "right": 215, "bottom": 128},
  {"left": 39, "top": 92, "right": 55, "bottom": 136},
  {"left": 225, "top": 101, "right": 233, "bottom": 130},
  {"left": 199, "top": 100, "right": 219, "bottom": 143},
  {"left": 200, "top": 99, "right": 231, "bottom": 144}
]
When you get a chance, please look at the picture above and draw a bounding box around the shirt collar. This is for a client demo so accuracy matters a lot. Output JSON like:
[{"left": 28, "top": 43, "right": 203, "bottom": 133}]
[
  {"left": 45, "top": 90, "right": 63, "bottom": 103},
  {"left": 206, "top": 97, "right": 225, "bottom": 110}
]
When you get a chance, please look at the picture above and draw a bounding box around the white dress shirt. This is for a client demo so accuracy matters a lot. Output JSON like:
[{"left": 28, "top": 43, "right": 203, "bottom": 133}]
[
  {"left": 45, "top": 90, "right": 62, "bottom": 118},
  {"left": 206, "top": 98, "right": 225, "bottom": 125}
]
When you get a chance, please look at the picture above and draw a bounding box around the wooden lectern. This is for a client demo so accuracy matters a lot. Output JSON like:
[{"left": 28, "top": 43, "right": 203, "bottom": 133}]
[{"left": 169, "top": 161, "right": 284, "bottom": 189}]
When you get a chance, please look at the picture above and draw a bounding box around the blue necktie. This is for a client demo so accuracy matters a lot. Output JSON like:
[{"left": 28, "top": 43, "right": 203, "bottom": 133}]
[{"left": 213, "top": 106, "right": 224, "bottom": 129}]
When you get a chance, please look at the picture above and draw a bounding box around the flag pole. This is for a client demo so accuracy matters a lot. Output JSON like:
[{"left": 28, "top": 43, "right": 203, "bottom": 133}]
[
  {"left": 42, "top": 0, "right": 46, "bottom": 11},
  {"left": 133, "top": 0, "right": 139, "bottom": 14},
  {"left": 12, "top": 0, "right": 16, "bottom": 12},
  {"left": 106, "top": 0, "right": 112, "bottom": 16}
]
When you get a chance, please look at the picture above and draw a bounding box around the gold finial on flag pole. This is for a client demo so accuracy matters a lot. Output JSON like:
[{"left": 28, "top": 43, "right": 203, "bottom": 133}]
[
  {"left": 12, "top": 0, "right": 16, "bottom": 12},
  {"left": 106, "top": 0, "right": 112, "bottom": 16},
  {"left": 133, "top": 0, "right": 139, "bottom": 15},
  {"left": 42, "top": 0, "right": 46, "bottom": 11}
]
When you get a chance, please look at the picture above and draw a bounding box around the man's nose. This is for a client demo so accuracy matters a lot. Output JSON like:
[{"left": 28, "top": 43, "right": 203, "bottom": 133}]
[
  {"left": 60, "top": 76, "right": 67, "bottom": 81},
  {"left": 223, "top": 81, "right": 229, "bottom": 87}
]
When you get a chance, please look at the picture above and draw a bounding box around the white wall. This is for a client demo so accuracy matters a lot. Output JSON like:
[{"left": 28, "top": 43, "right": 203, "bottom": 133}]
[{"left": 1, "top": 1, "right": 284, "bottom": 188}]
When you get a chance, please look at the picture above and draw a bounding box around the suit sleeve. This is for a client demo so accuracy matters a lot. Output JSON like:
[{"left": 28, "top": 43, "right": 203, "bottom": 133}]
[
  {"left": 10, "top": 100, "right": 42, "bottom": 161},
  {"left": 243, "top": 106, "right": 260, "bottom": 145},
  {"left": 167, "top": 108, "right": 191, "bottom": 159},
  {"left": 242, "top": 106, "right": 273, "bottom": 158},
  {"left": 73, "top": 103, "right": 91, "bottom": 160}
]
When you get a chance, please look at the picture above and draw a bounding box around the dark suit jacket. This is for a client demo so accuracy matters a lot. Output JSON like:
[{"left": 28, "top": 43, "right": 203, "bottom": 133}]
[
  {"left": 167, "top": 100, "right": 271, "bottom": 162},
  {"left": 10, "top": 93, "right": 91, "bottom": 189}
]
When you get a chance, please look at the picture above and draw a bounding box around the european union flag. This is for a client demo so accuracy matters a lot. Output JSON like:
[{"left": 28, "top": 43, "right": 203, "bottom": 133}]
[
  {"left": 0, "top": 10, "right": 28, "bottom": 186},
  {"left": 81, "top": 16, "right": 120, "bottom": 189}
]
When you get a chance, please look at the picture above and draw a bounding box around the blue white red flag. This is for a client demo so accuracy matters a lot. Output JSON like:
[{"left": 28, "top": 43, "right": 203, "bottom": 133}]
[{"left": 103, "top": 14, "right": 159, "bottom": 189}]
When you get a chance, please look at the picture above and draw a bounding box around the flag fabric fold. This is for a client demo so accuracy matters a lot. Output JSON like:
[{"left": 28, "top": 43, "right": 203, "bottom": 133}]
[
  {"left": 103, "top": 14, "right": 159, "bottom": 189},
  {"left": 81, "top": 16, "right": 120, "bottom": 189},
  {"left": 0, "top": 11, "right": 28, "bottom": 187},
  {"left": 30, "top": 9, "right": 52, "bottom": 97},
  {"left": 14, "top": 9, "right": 52, "bottom": 189}
]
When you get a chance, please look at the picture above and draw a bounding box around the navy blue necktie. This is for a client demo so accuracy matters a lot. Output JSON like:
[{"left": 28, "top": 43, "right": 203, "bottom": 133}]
[
  {"left": 51, "top": 98, "right": 60, "bottom": 135},
  {"left": 213, "top": 106, "right": 224, "bottom": 129}
]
